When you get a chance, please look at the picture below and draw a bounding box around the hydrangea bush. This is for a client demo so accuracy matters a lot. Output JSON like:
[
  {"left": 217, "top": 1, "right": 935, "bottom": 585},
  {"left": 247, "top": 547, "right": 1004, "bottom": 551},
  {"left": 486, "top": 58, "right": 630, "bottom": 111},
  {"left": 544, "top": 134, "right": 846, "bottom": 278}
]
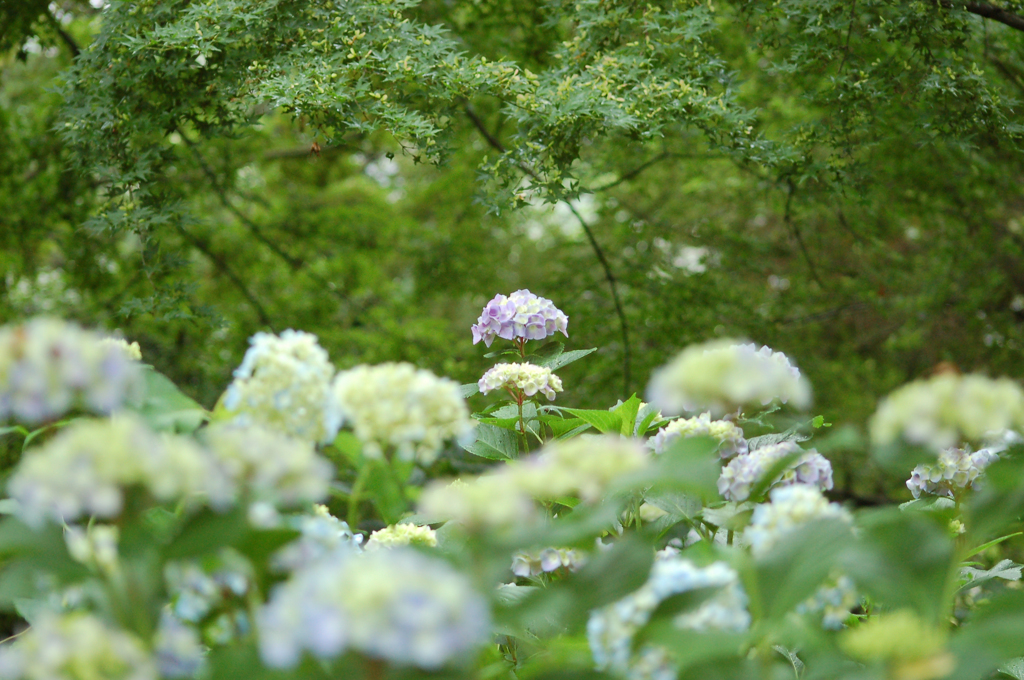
[{"left": 0, "top": 303, "right": 1022, "bottom": 680}]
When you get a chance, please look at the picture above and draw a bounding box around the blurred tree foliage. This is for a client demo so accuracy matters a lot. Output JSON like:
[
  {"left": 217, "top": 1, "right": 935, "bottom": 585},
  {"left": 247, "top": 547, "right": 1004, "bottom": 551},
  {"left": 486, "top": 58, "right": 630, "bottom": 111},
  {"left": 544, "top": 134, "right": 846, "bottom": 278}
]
[{"left": 4, "top": 0, "right": 1024, "bottom": 500}]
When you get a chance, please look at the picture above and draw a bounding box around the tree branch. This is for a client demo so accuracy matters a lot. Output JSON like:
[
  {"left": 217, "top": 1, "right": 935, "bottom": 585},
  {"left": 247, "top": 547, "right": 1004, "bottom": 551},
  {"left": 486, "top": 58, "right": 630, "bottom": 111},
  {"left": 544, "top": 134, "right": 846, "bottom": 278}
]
[
  {"left": 783, "top": 179, "right": 827, "bottom": 290},
  {"left": 173, "top": 224, "right": 273, "bottom": 327},
  {"left": 942, "top": 1, "right": 1024, "bottom": 32},
  {"left": 465, "top": 104, "right": 633, "bottom": 395},
  {"left": 42, "top": 6, "right": 80, "bottom": 58}
]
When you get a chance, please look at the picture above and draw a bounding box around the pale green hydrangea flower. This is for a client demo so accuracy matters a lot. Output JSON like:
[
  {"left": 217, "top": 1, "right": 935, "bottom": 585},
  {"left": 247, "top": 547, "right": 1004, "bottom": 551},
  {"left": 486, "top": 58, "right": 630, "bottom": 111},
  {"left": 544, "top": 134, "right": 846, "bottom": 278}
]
[
  {"left": 869, "top": 372, "right": 1024, "bottom": 450},
  {"left": 840, "top": 610, "right": 953, "bottom": 680},
  {"left": 366, "top": 523, "right": 438, "bottom": 550},
  {"left": 200, "top": 422, "right": 333, "bottom": 508},
  {"left": 906, "top": 446, "right": 999, "bottom": 499},
  {"left": 647, "top": 340, "right": 811, "bottom": 417},
  {"left": 7, "top": 416, "right": 225, "bottom": 527},
  {"left": 478, "top": 362, "right": 563, "bottom": 401},
  {"left": 509, "top": 435, "right": 649, "bottom": 502},
  {"left": 0, "top": 317, "right": 145, "bottom": 424},
  {"left": 647, "top": 411, "right": 748, "bottom": 458},
  {"left": 333, "top": 362, "right": 475, "bottom": 464},
  {"left": 418, "top": 476, "right": 538, "bottom": 531},
  {"left": 222, "top": 330, "right": 341, "bottom": 444},
  {"left": 0, "top": 612, "right": 158, "bottom": 680},
  {"left": 258, "top": 547, "right": 490, "bottom": 669}
]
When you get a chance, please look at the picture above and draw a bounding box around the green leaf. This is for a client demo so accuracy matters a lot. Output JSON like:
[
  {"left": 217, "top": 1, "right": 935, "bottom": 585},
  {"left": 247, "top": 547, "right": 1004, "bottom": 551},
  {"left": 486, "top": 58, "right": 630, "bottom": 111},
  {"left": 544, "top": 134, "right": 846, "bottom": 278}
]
[
  {"left": 611, "top": 394, "right": 642, "bottom": 437},
  {"left": 461, "top": 422, "right": 519, "bottom": 460},
  {"left": 536, "top": 348, "right": 597, "bottom": 371},
  {"left": 460, "top": 382, "right": 479, "bottom": 398},
  {"left": 0, "top": 426, "right": 28, "bottom": 439},
  {"left": 950, "top": 591, "right": 1024, "bottom": 680},
  {"left": 135, "top": 366, "right": 208, "bottom": 433},
  {"left": 999, "top": 657, "right": 1024, "bottom": 680},
  {"left": 162, "top": 507, "right": 249, "bottom": 561},
  {"left": 753, "top": 517, "right": 854, "bottom": 621},
  {"left": 365, "top": 459, "right": 407, "bottom": 525},
  {"left": 966, "top": 532, "right": 1023, "bottom": 560},
  {"left": 959, "top": 559, "right": 1022, "bottom": 593},
  {"left": 560, "top": 407, "right": 623, "bottom": 434}
]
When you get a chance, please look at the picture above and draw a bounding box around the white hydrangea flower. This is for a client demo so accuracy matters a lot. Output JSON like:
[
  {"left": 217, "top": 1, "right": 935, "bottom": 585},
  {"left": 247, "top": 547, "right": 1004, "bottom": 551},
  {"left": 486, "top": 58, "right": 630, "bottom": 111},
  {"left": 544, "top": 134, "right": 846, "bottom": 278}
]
[
  {"left": 869, "top": 373, "right": 1024, "bottom": 451},
  {"left": 418, "top": 476, "right": 538, "bottom": 531},
  {"left": 906, "top": 446, "right": 999, "bottom": 499},
  {"left": 647, "top": 412, "right": 748, "bottom": 459},
  {"left": 0, "top": 612, "right": 157, "bottom": 680},
  {"left": 201, "top": 422, "right": 333, "bottom": 508},
  {"left": 366, "top": 523, "right": 438, "bottom": 550},
  {"left": 717, "top": 441, "right": 833, "bottom": 502},
  {"left": 99, "top": 337, "right": 143, "bottom": 361},
  {"left": 0, "top": 317, "right": 146, "bottom": 424},
  {"left": 746, "top": 485, "right": 852, "bottom": 558},
  {"left": 588, "top": 550, "right": 750, "bottom": 679},
  {"left": 272, "top": 505, "right": 363, "bottom": 572},
  {"left": 511, "top": 547, "right": 585, "bottom": 577},
  {"left": 258, "top": 547, "right": 490, "bottom": 669},
  {"left": 647, "top": 340, "right": 811, "bottom": 417},
  {"left": 333, "top": 362, "right": 475, "bottom": 464},
  {"left": 509, "top": 435, "right": 649, "bottom": 502},
  {"left": 478, "top": 362, "right": 563, "bottom": 401},
  {"left": 7, "top": 416, "right": 225, "bottom": 527},
  {"left": 222, "top": 330, "right": 341, "bottom": 444}
]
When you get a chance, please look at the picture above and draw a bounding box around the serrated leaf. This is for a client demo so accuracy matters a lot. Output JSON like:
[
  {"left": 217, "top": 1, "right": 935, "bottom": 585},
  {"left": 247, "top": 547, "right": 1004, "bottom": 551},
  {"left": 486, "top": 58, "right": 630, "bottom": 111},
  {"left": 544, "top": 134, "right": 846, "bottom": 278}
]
[
  {"left": 461, "top": 422, "right": 519, "bottom": 460},
  {"left": 959, "top": 559, "right": 1023, "bottom": 593},
  {"left": 460, "top": 383, "right": 479, "bottom": 398},
  {"left": 611, "top": 394, "right": 642, "bottom": 437},
  {"left": 746, "top": 428, "right": 810, "bottom": 451},
  {"left": 536, "top": 348, "right": 597, "bottom": 371},
  {"left": 560, "top": 407, "right": 623, "bottom": 434}
]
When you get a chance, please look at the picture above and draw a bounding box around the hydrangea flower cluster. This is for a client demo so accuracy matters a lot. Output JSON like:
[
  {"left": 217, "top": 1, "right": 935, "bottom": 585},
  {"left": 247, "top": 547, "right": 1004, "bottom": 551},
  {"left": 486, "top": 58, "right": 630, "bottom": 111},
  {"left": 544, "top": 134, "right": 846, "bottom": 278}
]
[
  {"left": 478, "top": 362, "right": 563, "bottom": 401},
  {"left": 471, "top": 289, "right": 569, "bottom": 347},
  {"left": 332, "top": 362, "right": 475, "bottom": 464},
  {"left": 869, "top": 372, "right": 1024, "bottom": 450},
  {"left": 0, "top": 317, "right": 145, "bottom": 424},
  {"left": 717, "top": 441, "right": 833, "bottom": 502},
  {"left": 647, "top": 412, "right": 748, "bottom": 459},
  {"left": 510, "top": 435, "right": 649, "bottom": 502},
  {"left": 0, "top": 612, "right": 157, "bottom": 680},
  {"left": 839, "top": 610, "right": 952, "bottom": 677},
  {"left": 647, "top": 340, "right": 811, "bottom": 417},
  {"left": 222, "top": 330, "right": 341, "bottom": 444},
  {"left": 418, "top": 476, "right": 539, "bottom": 531},
  {"left": 258, "top": 547, "right": 490, "bottom": 670},
  {"left": 511, "top": 547, "right": 585, "bottom": 577},
  {"left": 588, "top": 551, "right": 750, "bottom": 680},
  {"left": 906, "top": 446, "right": 1000, "bottom": 499},
  {"left": 746, "top": 485, "right": 852, "bottom": 558},
  {"left": 272, "top": 505, "right": 363, "bottom": 572},
  {"left": 796, "top": 575, "right": 858, "bottom": 630},
  {"left": 100, "top": 337, "right": 143, "bottom": 361},
  {"left": 366, "top": 523, "right": 438, "bottom": 550},
  {"left": 166, "top": 558, "right": 249, "bottom": 625},
  {"left": 7, "top": 416, "right": 225, "bottom": 527},
  {"left": 155, "top": 612, "right": 206, "bottom": 679},
  {"left": 201, "top": 423, "right": 333, "bottom": 507}
]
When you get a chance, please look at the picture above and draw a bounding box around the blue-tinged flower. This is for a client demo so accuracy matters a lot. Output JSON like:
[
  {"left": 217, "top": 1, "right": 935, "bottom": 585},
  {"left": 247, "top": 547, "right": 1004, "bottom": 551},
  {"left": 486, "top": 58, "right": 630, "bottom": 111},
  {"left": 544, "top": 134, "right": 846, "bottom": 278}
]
[
  {"left": 717, "top": 441, "right": 833, "bottom": 502},
  {"left": 471, "top": 290, "right": 568, "bottom": 347},
  {"left": 0, "top": 317, "right": 145, "bottom": 424},
  {"left": 258, "top": 547, "right": 490, "bottom": 669}
]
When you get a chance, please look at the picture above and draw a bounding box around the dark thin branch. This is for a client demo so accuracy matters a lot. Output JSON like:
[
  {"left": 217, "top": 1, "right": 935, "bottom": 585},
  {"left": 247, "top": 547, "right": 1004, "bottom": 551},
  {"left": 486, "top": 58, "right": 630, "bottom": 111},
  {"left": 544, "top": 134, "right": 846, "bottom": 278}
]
[
  {"left": 43, "top": 7, "right": 80, "bottom": 58},
  {"left": 173, "top": 224, "right": 273, "bottom": 327},
  {"left": 782, "top": 179, "right": 827, "bottom": 290},
  {"left": 589, "top": 151, "right": 721, "bottom": 193},
  {"left": 963, "top": 1, "right": 1024, "bottom": 32},
  {"left": 465, "top": 104, "right": 633, "bottom": 395},
  {"left": 178, "top": 129, "right": 354, "bottom": 306}
]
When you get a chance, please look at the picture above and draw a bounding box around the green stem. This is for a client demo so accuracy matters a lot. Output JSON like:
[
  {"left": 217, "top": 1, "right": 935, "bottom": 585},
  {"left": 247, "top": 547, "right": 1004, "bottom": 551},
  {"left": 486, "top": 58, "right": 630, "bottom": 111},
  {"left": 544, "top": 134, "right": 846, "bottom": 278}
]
[{"left": 347, "top": 463, "right": 372, "bottom": 530}]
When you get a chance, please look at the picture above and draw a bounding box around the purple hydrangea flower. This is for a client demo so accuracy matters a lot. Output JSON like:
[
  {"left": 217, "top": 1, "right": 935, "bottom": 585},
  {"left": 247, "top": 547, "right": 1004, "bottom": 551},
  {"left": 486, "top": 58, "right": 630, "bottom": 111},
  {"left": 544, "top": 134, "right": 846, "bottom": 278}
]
[{"left": 471, "top": 290, "right": 568, "bottom": 347}]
